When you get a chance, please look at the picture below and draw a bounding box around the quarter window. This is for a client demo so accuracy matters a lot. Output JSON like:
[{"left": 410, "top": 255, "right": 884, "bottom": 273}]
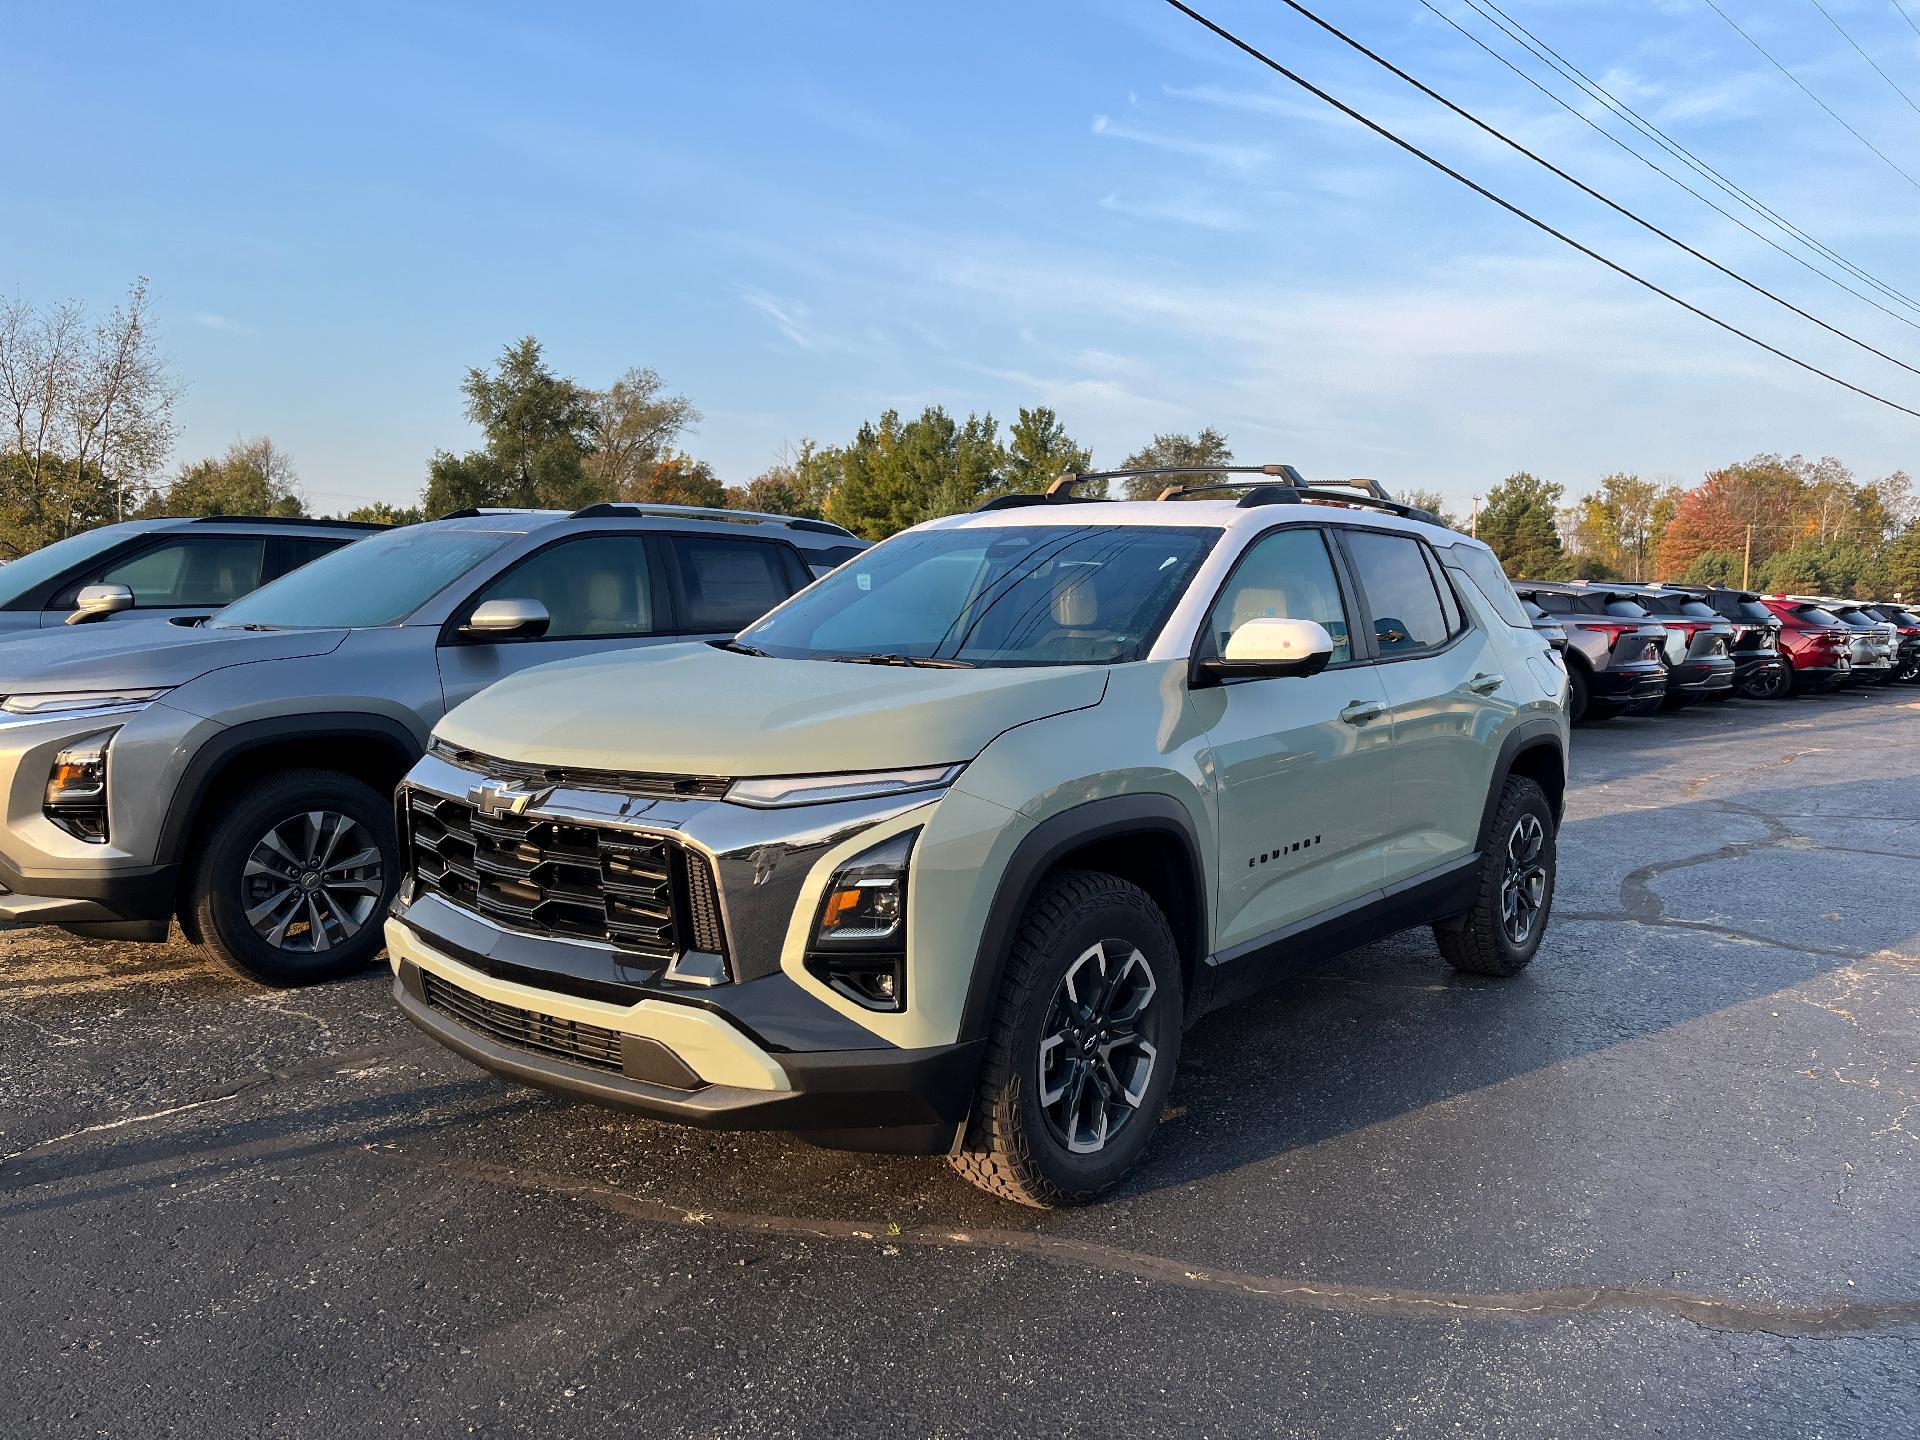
[
  {"left": 1203, "top": 527, "right": 1352, "bottom": 664},
  {"left": 92, "top": 537, "right": 266, "bottom": 607},
  {"left": 472, "top": 535, "right": 657, "bottom": 639},
  {"left": 1341, "top": 530, "right": 1450, "bottom": 654}
]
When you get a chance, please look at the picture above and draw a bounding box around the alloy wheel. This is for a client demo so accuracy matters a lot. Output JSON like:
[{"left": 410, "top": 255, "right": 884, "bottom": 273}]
[
  {"left": 1500, "top": 813, "right": 1549, "bottom": 947},
  {"left": 241, "top": 810, "right": 385, "bottom": 952},
  {"left": 1038, "top": 940, "right": 1161, "bottom": 1154}
]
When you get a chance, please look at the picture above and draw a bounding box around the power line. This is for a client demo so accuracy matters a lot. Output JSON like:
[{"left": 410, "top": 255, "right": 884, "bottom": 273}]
[
  {"left": 1805, "top": 0, "right": 1920, "bottom": 119},
  {"left": 1468, "top": 0, "right": 1920, "bottom": 318},
  {"left": 1418, "top": 0, "right": 1920, "bottom": 337},
  {"left": 1155, "top": 0, "right": 1920, "bottom": 419},
  {"left": 1264, "top": 0, "right": 1920, "bottom": 378},
  {"left": 1702, "top": 0, "right": 1920, "bottom": 193},
  {"left": 1895, "top": 1, "right": 1920, "bottom": 42}
]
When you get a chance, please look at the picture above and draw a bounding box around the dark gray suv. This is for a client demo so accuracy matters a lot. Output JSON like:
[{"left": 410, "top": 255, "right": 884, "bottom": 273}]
[
  {"left": 0, "top": 514, "right": 380, "bottom": 635},
  {"left": 0, "top": 503, "right": 861, "bottom": 984}
]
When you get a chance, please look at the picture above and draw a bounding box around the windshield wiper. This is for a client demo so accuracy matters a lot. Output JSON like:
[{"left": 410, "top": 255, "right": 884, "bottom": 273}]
[
  {"left": 825, "top": 653, "right": 975, "bottom": 669},
  {"left": 713, "top": 639, "right": 769, "bottom": 657}
]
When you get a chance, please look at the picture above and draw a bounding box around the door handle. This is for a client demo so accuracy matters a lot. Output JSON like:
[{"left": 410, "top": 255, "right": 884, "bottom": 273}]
[
  {"left": 1469, "top": 672, "right": 1503, "bottom": 695},
  {"left": 1340, "top": 700, "right": 1385, "bottom": 725}
]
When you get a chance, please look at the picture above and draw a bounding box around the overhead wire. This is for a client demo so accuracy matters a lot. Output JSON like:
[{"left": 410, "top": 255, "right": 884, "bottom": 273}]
[
  {"left": 1466, "top": 0, "right": 1920, "bottom": 317},
  {"left": 1155, "top": 0, "right": 1920, "bottom": 419},
  {"left": 1701, "top": 0, "right": 1920, "bottom": 193},
  {"left": 1804, "top": 0, "right": 1920, "bottom": 120},
  {"left": 1253, "top": 0, "right": 1920, "bottom": 376},
  {"left": 1415, "top": 0, "right": 1920, "bottom": 336}
]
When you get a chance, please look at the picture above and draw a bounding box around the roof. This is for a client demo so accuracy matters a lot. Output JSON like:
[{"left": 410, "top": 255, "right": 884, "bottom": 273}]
[{"left": 923, "top": 494, "right": 1485, "bottom": 551}]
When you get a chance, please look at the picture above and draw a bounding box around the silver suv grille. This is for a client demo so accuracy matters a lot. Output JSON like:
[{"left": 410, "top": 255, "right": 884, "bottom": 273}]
[{"left": 404, "top": 790, "right": 726, "bottom": 960}]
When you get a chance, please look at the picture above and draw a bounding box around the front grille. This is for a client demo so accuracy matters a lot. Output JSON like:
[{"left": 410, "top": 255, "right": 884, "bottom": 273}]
[
  {"left": 421, "top": 969, "right": 624, "bottom": 1073},
  {"left": 405, "top": 789, "right": 726, "bottom": 960}
]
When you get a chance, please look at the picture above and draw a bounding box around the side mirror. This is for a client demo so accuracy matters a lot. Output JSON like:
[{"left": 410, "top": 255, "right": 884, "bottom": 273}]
[
  {"left": 460, "top": 597, "right": 550, "bottom": 640},
  {"left": 65, "top": 583, "right": 135, "bottom": 626},
  {"left": 1197, "top": 617, "right": 1335, "bottom": 683}
]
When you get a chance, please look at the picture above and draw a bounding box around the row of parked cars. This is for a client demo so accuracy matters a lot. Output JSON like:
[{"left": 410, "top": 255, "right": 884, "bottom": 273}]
[
  {"left": 1511, "top": 579, "right": 1920, "bottom": 722},
  {"left": 0, "top": 473, "right": 1606, "bottom": 1202}
]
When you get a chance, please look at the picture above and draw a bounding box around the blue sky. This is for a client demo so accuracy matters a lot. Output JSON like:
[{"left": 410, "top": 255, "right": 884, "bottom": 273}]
[{"left": 6, "top": 0, "right": 1920, "bottom": 516}]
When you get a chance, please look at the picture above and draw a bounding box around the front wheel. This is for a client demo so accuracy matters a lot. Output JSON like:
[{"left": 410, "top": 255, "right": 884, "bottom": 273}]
[
  {"left": 1433, "top": 775, "right": 1556, "bottom": 978},
  {"left": 188, "top": 769, "right": 399, "bottom": 985},
  {"left": 949, "top": 870, "right": 1183, "bottom": 1207}
]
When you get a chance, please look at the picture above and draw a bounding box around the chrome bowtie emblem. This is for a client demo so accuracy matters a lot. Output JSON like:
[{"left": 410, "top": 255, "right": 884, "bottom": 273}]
[{"left": 468, "top": 778, "right": 551, "bottom": 818}]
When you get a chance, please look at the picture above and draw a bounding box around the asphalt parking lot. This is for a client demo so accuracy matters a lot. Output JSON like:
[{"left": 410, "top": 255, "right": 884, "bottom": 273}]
[{"left": 3, "top": 688, "right": 1916, "bottom": 1439}]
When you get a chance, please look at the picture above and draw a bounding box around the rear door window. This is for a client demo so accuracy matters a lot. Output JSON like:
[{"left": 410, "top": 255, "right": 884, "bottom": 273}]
[
  {"left": 268, "top": 535, "right": 354, "bottom": 580},
  {"left": 1341, "top": 530, "right": 1451, "bottom": 654},
  {"left": 669, "top": 536, "right": 801, "bottom": 632}
]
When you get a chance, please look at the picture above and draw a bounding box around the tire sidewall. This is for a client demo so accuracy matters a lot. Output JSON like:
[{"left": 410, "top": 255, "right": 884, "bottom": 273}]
[
  {"left": 1487, "top": 780, "right": 1556, "bottom": 970},
  {"left": 197, "top": 773, "right": 398, "bottom": 985},
  {"left": 1007, "top": 896, "right": 1184, "bottom": 1199}
]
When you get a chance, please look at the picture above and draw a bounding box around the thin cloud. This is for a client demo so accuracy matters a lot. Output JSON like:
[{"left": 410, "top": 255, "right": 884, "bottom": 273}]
[
  {"left": 1090, "top": 113, "right": 1269, "bottom": 171},
  {"left": 191, "top": 311, "right": 254, "bottom": 335},
  {"left": 1098, "top": 190, "right": 1249, "bottom": 230}
]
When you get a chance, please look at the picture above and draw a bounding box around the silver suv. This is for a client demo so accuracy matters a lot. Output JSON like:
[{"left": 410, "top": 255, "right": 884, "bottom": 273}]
[
  {"left": 0, "top": 504, "right": 861, "bottom": 983},
  {"left": 0, "top": 514, "right": 379, "bottom": 635},
  {"left": 387, "top": 469, "right": 1569, "bottom": 1205}
]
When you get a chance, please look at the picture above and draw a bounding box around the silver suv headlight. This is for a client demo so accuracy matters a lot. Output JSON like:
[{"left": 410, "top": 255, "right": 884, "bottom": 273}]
[
  {"left": 45, "top": 730, "right": 115, "bottom": 842},
  {"left": 1, "top": 687, "right": 170, "bottom": 717},
  {"left": 726, "top": 763, "right": 962, "bottom": 809}
]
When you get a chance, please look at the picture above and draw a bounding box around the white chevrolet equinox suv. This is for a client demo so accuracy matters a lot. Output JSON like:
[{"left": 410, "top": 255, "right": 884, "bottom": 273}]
[{"left": 387, "top": 467, "right": 1570, "bottom": 1205}]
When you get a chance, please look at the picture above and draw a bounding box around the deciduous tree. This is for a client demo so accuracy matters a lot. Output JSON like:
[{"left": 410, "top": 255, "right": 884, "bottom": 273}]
[
  {"left": 1117, "top": 428, "right": 1232, "bottom": 500},
  {"left": 1476, "top": 472, "right": 1566, "bottom": 579},
  {"left": 142, "top": 437, "right": 305, "bottom": 518},
  {"left": 423, "top": 338, "right": 599, "bottom": 515}
]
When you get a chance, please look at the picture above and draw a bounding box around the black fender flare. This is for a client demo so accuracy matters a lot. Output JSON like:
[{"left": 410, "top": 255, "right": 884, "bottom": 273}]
[
  {"left": 156, "top": 712, "right": 427, "bottom": 868},
  {"left": 958, "top": 792, "right": 1208, "bottom": 1045},
  {"left": 1476, "top": 717, "right": 1566, "bottom": 850}
]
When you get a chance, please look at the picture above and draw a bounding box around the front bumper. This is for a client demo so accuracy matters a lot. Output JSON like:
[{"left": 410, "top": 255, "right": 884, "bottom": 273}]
[
  {"left": 0, "top": 857, "right": 175, "bottom": 938},
  {"left": 389, "top": 913, "right": 981, "bottom": 1151}
]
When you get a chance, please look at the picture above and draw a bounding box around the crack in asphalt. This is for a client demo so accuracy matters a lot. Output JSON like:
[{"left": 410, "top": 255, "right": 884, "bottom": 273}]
[{"left": 360, "top": 1146, "right": 1920, "bottom": 1339}]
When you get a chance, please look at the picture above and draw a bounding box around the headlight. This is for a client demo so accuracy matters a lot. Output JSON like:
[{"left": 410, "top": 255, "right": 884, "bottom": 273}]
[
  {"left": 726, "top": 763, "right": 961, "bottom": 809},
  {"left": 805, "top": 829, "right": 916, "bottom": 1011},
  {"left": 44, "top": 730, "right": 114, "bottom": 842},
  {"left": 2, "top": 687, "right": 169, "bottom": 716}
]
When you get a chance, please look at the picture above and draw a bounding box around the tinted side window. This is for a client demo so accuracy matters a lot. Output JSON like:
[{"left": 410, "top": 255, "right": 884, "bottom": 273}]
[
  {"left": 474, "top": 535, "right": 656, "bottom": 639},
  {"left": 270, "top": 536, "right": 353, "bottom": 579},
  {"left": 93, "top": 537, "right": 266, "bottom": 607},
  {"left": 1204, "top": 527, "right": 1352, "bottom": 664},
  {"left": 671, "top": 537, "right": 797, "bottom": 632},
  {"left": 1605, "top": 599, "right": 1652, "bottom": 619},
  {"left": 1446, "top": 544, "right": 1531, "bottom": 628},
  {"left": 1342, "top": 530, "right": 1449, "bottom": 654}
]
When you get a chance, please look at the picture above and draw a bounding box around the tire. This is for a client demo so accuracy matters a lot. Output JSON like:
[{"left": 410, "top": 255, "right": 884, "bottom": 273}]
[
  {"left": 1433, "top": 775, "right": 1555, "bottom": 978},
  {"left": 188, "top": 769, "right": 399, "bottom": 986},
  {"left": 1567, "top": 665, "right": 1589, "bottom": 724},
  {"left": 1742, "top": 665, "right": 1791, "bottom": 701},
  {"left": 949, "top": 869, "right": 1183, "bottom": 1207}
]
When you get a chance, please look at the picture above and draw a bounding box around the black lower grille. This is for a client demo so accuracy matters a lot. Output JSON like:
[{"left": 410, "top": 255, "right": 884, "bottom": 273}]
[
  {"left": 421, "top": 970, "right": 625, "bottom": 1073},
  {"left": 405, "top": 789, "right": 725, "bottom": 961}
]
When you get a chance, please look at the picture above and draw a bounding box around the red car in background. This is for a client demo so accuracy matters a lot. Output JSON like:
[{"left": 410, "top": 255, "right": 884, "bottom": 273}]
[{"left": 1759, "top": 597, "right": 1856, "bottom": 694}]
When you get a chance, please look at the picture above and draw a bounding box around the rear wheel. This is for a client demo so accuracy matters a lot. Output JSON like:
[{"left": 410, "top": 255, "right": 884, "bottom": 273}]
[
  {"left": 189, "top": 770, "right": 398, "bottom": 985},
  {"left": 950, "top": 870, "right": 1182, "bottom": 1207},
  {"left": 1566, "top": 665, "right": 1589, "bottom": 723},
  {"left": 1742, "top": 665, "right": 1791, "bottom": 700},
  {"left": 1434, "top": 776, "right": 1555, "bottom": 978}
]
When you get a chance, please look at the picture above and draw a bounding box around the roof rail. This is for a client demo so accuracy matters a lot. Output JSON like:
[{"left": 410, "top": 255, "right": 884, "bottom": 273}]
[
  {"left": 567, "top": 502, "right": 855, "bottom": 537},
  {"left": 433, "top": 507, "right": 562, "bottom": 520},
  {"left": 973, "top": 463, "right": 1307, "bottom": 512},
  {"left": 189, "top": 514, "right": 390, "bottom": 530}
]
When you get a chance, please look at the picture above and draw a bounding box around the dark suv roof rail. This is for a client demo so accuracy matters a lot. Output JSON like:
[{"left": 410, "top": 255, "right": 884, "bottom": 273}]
[
  {"left": 187, "top": 514, "right": 390, "bottom": 530},
  {"left": 432, "top": 507, "right": 562, "bottom": 520},
  {"left": 567, "top": 502, "right": 855, "bottom": 538}
]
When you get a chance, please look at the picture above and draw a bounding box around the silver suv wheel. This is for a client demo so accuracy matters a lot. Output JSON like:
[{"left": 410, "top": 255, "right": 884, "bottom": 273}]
[
  {"left": 1500, "top": 812, "right": 1548, "bottom": 947},
  {"left": 1038, "top": 940, "right": 1161, "bottom": 1155},
  {"left": 242, "top": 811, "right": 385, "bottom": 952}
]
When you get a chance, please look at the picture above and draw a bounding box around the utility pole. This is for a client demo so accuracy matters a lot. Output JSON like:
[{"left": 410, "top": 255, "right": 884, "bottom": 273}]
[
  {"left": 1742, "top": 523, "right": 1753, "bottom": 589},
  {"left": 1470, "top": 494, "right": 1480, "bottom": 538}
]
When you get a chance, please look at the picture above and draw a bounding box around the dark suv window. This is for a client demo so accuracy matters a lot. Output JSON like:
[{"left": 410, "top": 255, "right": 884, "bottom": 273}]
[
  {"left": 670, "top": 536, "right": 798, "bottom": 632},
  {"left": 90, "top": 536, "right": 266, "bottom": 607},
  {"left": 270, "top": 535, "right": 354, "bottom": 579},
  {"left": 1604, "top": 599, "right": 1652, "bottom": 619},
  {"left": 1342, "top": 530, "right": 1452, "bottom": 654},
  {"left": 475, "top": 535, "right": 660, "bottom": 638}
]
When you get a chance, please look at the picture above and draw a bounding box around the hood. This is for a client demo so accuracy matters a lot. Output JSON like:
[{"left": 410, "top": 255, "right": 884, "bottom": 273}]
[
  {"left": 0, "top": 621, "right": 348, "bottom": 694},
  {"left": 436, "top": 642, "right": 1110, "bottom": 776}
]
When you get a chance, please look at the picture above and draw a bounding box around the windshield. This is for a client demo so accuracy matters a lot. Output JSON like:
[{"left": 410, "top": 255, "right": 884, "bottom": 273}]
[
  {"left": 0, "top": 527, "right": 132, "bottom": 605},
  {"left": 210, "top": 526, "right": 511, "bottom": 629},
  {"left": 1604, "top": 598, "right": 1652, "bottom": 619},
  {"left": 736, "top": 524, "right": 1218, "bottom": 667},
  {"left": 1734, "top": 600, "right": 1774, "bottom": 623}
]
